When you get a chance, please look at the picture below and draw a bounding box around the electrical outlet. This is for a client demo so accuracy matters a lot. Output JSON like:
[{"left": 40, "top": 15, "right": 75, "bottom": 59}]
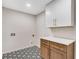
[{"left": 10, "top": 33, "right": 15, "bottom": 36}]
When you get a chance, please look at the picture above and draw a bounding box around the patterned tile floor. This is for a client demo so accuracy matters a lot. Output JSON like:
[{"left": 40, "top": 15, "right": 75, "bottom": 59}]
[{"left": 2, "top": 46, "right": 41, "bottom": 59}]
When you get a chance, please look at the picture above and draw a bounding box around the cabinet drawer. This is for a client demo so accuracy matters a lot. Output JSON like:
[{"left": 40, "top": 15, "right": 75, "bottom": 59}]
[
  {"left": 50, "top": 41, "right": 67, "bottom": 52},
  {"left": 41, "top": 39, "right": 49, "bottom": 46}
]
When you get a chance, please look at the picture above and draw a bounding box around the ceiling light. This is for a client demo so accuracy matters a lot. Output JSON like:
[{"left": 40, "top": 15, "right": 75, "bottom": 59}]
[
  {"left": 46, "top": 11, "right": 50, "bottom": 15},
  {"left": 26, "top": 3, "right": 31, "bottom": 7}
]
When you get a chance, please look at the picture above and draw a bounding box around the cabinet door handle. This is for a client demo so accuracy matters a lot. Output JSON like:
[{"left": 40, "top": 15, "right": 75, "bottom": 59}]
[
  {"left": 55, "top": 19, "right": 56, "bottom": 26},
  {"left": 53, "top": 19, "right": 56, "bottom": 26}
]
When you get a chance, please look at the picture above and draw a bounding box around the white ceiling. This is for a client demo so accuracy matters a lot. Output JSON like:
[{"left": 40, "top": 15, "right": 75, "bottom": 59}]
[{"left": 3, "top": 0, "right": 52, "bottom": 15}]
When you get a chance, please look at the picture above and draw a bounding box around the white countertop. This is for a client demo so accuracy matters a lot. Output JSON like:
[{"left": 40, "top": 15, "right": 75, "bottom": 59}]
[{"left": 41, "top": 36, "right": 75, "bottom": 45}]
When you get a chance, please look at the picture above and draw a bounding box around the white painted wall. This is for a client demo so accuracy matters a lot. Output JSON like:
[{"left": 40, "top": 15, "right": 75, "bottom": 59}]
[
  {"left": 2, "top": 7, "right": 37, "bottom": 54},
  {"left": 36, "top": 13, "right": 53, "bottom": 47},
  {"left": 36, "top": 12, "right": 76, "bottom": 47}
]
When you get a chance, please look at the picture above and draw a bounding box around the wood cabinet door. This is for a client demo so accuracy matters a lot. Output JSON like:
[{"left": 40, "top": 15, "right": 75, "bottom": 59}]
[
  {"left": 41, "top": 44, "right": 49, "bottom": 59},
  {"left": 50, "top": 48, "right": 66, "bottom": 59}
]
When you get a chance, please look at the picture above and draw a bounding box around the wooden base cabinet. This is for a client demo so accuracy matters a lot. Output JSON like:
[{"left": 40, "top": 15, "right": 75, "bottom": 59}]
[
  {"left": 50, "top": 48, "right": 66, "bottom": 59},
  {"left": 41, "top": 44, "right": 49, "bottom": 59},
  {"left": 41, "top": 39, "right": 50, "bottom": 59},
  {"left": 40, "top": 39, "right": 74, "bottom": 59}
]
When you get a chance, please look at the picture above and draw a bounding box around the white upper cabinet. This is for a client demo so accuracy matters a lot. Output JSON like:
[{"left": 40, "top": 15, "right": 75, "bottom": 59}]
[{"left": 45, "top": 0, "right": 75, "bottom": 27}]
